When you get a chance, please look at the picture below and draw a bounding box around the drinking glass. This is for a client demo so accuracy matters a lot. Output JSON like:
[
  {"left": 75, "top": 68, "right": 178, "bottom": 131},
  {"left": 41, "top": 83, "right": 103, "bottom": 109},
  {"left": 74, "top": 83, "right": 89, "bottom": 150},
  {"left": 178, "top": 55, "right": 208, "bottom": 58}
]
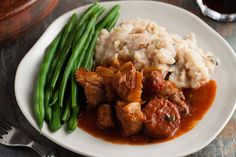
[{"left": 196, "top": 0, "right": 236, "bottom": 21}]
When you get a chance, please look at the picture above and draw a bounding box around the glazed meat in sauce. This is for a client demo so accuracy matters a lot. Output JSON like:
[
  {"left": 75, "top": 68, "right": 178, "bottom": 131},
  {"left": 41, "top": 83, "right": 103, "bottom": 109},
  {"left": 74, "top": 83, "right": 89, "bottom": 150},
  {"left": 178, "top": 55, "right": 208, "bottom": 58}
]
[
  {"left": 76, "top": 62, "right": 189, "bottom": 139},
  {"left": 116, "top": 102, "right": 144, "bottom": 136},
  {"left": 143, "top": 98, "right": 180, "bottom": 137},
  {"left": 95, "top": 66, "right": 118, "bottom": 103},
  {"left": 142, "top": 68, "right": 189, "bottom": 114},
  {"left": 97, "top": 104, "right": 115, "bottom": 129},
  {"left": 112, "top": 62, "right": 143, "bottom": 102},
  {"left": 75, "top": 68, "right": 105, "bottom": 109},
  {"left": 96, "top": 62, "right": 143, "bottom": 102}
]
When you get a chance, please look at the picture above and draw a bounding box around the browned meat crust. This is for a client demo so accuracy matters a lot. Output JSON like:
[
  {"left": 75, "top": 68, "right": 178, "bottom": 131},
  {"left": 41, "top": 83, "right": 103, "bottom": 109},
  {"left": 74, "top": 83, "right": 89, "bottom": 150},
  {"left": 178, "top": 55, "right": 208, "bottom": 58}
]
[
  {"left": 116, "top": 102, "right": 144, "bottom": 136},
  {"left": 97, "top": 104, "right": 115, "bottom": 129},
  {"left": 143, "top": 98, "right": 180, "bottom": 137},
  {"left": 76, "top": 62, "right": 189, "bottom": 138},
  {"left": 75, "top": 68, "right": 105, "bottom": 109},
  {"left": 142, "top": 68, "right": 189, "bottom": 114}
]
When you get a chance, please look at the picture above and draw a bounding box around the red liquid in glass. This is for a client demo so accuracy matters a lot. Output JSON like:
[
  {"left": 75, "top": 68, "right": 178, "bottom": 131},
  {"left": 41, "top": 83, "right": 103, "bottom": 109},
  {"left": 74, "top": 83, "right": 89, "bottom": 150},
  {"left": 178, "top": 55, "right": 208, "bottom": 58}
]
[{"left": 203, "top": 0, "right": 236, "bottom": 14}]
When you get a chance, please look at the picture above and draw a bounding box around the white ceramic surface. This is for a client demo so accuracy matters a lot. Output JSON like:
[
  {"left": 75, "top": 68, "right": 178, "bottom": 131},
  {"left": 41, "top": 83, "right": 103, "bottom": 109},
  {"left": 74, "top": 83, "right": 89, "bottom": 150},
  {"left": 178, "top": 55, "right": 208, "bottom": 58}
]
[{"left": 15, "top": 1, "right": 236, "bottom": 157}]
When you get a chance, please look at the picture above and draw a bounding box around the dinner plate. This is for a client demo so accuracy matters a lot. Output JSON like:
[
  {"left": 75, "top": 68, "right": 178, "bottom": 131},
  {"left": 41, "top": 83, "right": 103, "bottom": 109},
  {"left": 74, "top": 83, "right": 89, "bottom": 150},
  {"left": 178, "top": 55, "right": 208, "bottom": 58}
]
[{"left": 15, "top": 1, "right": 236, "bottom": 157}]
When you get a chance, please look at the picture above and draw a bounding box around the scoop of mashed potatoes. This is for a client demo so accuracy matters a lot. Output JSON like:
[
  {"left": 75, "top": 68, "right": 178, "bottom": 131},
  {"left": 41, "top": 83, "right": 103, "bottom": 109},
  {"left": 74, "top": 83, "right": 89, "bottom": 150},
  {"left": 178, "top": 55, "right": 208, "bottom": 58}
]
[{"left": 95, "top": 18, "right": 217, "bottom": 88}]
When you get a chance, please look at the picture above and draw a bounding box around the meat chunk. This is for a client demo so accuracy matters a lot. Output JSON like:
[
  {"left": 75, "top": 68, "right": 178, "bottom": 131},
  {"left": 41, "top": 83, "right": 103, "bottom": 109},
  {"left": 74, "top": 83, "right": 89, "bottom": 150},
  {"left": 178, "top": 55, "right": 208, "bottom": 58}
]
[
  {"left": 143, "top": 68, "right": 189, "bottom": 114},
  {"left": 116, "top": 102, "right": 144, "bottom": 136},
  {"left": 75, "top": 68, "right": 105, "bottom": 109},
  {"left": 97, "top": 104, "right": 115, "bottom": 129},
  {"left": 142, "top": 67, "right": 166, "bottom": 93},
  {"left": 96, "top": 62, "right": 143, "bottom": 102},
  {"left": 113, "top": 62, "right": 143, "bottom": 102},
  {"left": 143, "top": 98, "right": 180, "bottom": 137},
  {"left": 161, "top": 81, "right": 189, "bottom": 114},
  {"left": 96, "top": 66, "right": 118, "bottom": 103}
]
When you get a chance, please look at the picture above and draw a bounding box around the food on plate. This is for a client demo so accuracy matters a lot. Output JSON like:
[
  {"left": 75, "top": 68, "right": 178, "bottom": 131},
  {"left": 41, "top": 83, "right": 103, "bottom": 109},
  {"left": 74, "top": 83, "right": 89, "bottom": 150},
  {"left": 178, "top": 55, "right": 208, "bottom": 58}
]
[
  {"left": 76, "top": 59, "right": 216, "bottom": 143},
  {"left": 75, "top": 61, "right": 189, "bottom": 138},
  {"left": 34, "top": 2, "right": 120, "bottom": 131},
  {"left": 34, "top": 2, "right": 218, "bottom": 144},
  {"left": 75, "top": 17, "right": 217, "bottom": 144},
  {"left": 143, "top": 98, "right": 180, "bottom": 137},
  {"left": 116, "top": 102, "right": 144, "bottom": 136},
  {"left": 97, "top": 104, "right": 115, "bottom": 129},
  {"left": 142, "top": 68, "right": 189, "bottom": 114},
  {"left": 95, "top": 18, "right": 217, "bottom": 88},
  {"left": 76, "top": 68, "right": 105, "bottom": 109}
]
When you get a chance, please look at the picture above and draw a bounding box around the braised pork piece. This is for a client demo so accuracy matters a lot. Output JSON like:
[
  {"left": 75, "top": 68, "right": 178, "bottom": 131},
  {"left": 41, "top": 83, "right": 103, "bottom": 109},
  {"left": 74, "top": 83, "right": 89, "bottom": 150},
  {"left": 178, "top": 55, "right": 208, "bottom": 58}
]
[
  {"left": 142, "top": 68, "right": 189, "bottom": 114},
  {"left": 75, "top": 62, "right": 188, "bottom": 138},
  {"left": 75, "top": 68, "right": 105, "bottom": 109},
  {"left": 97, "top": 104, "right": 115, "bottom": 129},
  {"left": 116, "top": 102, "right": 144, "bottom": 136},
  {"left": 143, "top": 98, "right": 180, "bottom": 137}
]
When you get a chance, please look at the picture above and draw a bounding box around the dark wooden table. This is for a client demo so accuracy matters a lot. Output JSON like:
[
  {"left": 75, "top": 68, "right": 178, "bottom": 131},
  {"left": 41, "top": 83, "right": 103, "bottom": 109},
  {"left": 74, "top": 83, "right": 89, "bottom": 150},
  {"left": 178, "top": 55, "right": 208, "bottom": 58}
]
[{"left": 0, "top": 0, "right": 235, "bottom": 157}]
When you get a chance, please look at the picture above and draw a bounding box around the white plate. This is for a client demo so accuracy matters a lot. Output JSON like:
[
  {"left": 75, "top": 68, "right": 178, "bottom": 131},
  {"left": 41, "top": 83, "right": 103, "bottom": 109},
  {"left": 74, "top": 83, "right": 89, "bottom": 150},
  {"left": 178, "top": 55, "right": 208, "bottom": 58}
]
[{"left": 15, "top": 1, "right": 236, "bottom": 157}]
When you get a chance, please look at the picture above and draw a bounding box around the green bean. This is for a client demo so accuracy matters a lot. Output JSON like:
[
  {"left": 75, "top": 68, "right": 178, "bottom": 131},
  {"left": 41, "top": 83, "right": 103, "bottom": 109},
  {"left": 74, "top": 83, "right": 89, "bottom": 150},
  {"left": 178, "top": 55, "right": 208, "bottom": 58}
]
[
  {"left": 107, "top": 12, "right": 120, "bottom": 31},
  {"left": 82, "top": 31, "right": 99, "bottom": 69},
  {"left": 50, "top": 14, "right": 78, "bottom": 89},
  {"left": 67, "top": 106, "right": 79, "bottom": 132},
  {"left": 72, "top": 6, "right": 104, "bottom": 49},
  {"left": 77, "top": 26, "right": 95, "bottom": 68},
  {"left": 88, "top": 59, "right": 93, "bottom": 70},
  {"left": 58, "top": 16, "right": 97, "bottom": 107},
  {"left": 71, "top": 68, "right": 78, "bottom": 109},
  {"left": 44, "top": 88, "right": 52, "bottom": 122},
  {"left": 50, "top": 102, "right": 61, "bottom": 132},
  {"left": 62, "top": 98, "right": 71, "bottom": 121},
  {"left": 44, "top": 57, "right": 58, "bottom": 115},
  {"left": 46, "top": 54, "right": 60, "bottom": 85},
  {"left": 58, "top": 14, "right": 78, "bottom": 54},
  {"left": 49, "top": 90, "right": 58, "bottom": 107},
  {"left": 72, "top": 23, "right": 86, "bottom": 49},
  {"left": 96, "top": 5, "right": 120, "bottom": 31},
  {"left": 95, "top": 6, "right": 106, "bottom": 19},
  {"left": 34, "top": 31, "right": 62, "bottom": 129},
  {"left": 69, "top": 74, "right": 78, "bottom": 131},
  {"left": 77, "top": 3, "right": 100, "bottom": 26}
]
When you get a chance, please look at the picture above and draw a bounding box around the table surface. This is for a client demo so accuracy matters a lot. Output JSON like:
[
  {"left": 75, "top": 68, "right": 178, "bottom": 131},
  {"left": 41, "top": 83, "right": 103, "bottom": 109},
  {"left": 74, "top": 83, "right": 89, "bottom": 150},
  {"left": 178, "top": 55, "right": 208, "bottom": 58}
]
[{"left": 0, "top": 0, "right": 236, "bottom": 157}]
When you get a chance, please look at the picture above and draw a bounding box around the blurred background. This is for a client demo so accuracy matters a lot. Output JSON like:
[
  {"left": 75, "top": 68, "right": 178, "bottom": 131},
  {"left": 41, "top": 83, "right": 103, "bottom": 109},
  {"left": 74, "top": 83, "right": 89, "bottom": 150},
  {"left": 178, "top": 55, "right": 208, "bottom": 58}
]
[{"left": 0, "top": 0, "right": 236, "bottom": 157}]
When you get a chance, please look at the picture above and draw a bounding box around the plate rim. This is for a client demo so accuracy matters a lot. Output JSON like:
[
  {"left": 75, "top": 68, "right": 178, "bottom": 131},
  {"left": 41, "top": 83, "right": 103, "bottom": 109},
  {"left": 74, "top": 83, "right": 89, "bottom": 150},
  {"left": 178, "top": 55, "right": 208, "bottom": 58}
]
[{"left": 14, "top": 1, "right": 236, "bottom": 157}]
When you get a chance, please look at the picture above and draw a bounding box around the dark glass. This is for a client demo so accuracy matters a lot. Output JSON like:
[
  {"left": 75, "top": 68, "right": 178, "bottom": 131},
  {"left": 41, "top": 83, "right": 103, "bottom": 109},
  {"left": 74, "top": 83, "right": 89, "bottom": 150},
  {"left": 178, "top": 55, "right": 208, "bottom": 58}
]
[
  {"left": 197, "top": 0, "right": 236, "bottom": 21},
  {"left": 203, "top": 0, "right": 236, "bottom": 14}
]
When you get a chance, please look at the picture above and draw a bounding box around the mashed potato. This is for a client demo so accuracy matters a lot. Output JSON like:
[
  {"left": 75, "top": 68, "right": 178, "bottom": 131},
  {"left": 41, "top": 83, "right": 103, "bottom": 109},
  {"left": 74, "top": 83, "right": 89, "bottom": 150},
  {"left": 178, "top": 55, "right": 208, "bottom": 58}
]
[{"left": 95, "top": 18, "right": 217, "bottom": 88}]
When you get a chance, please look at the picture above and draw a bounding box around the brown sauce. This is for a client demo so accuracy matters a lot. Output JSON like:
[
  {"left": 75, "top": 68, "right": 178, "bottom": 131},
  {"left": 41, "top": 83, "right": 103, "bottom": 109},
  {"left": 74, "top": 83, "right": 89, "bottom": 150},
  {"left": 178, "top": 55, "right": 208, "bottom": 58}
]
[{"left": 78, "top": 80, "right": 217, "bottom": 145}]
